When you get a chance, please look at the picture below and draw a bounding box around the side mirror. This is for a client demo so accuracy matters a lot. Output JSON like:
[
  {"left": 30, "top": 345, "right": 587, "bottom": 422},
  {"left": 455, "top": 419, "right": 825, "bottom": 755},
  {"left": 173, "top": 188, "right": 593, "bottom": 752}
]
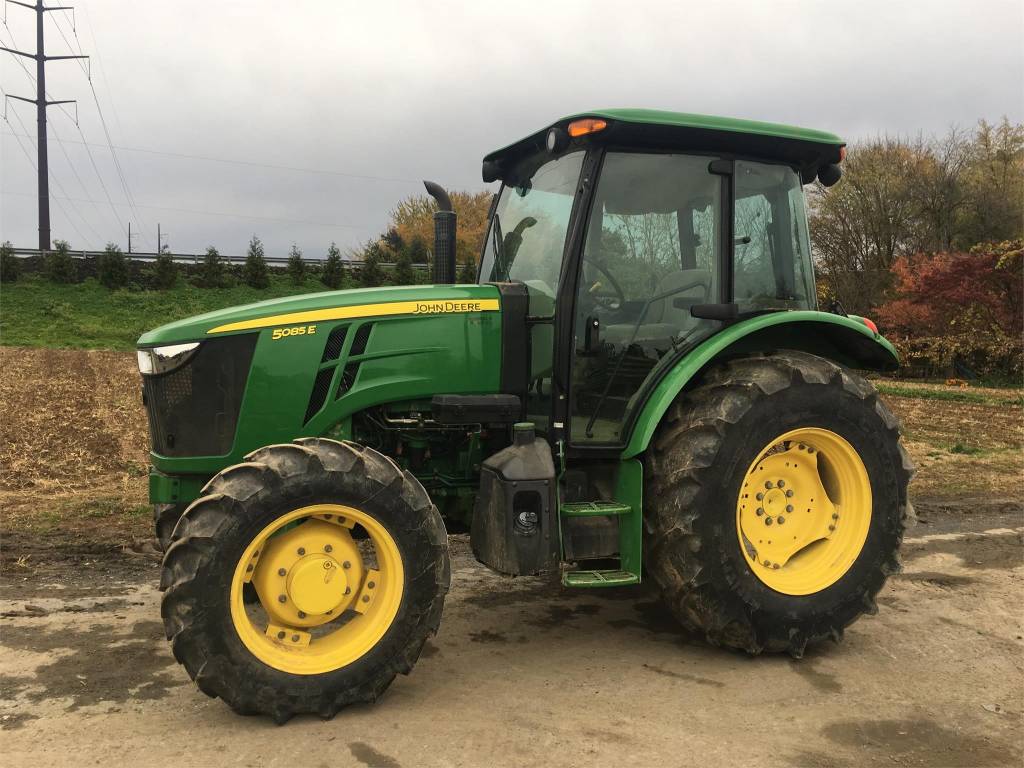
[{"left": 818, "top": 164, "right": 843, "bottom": 187}]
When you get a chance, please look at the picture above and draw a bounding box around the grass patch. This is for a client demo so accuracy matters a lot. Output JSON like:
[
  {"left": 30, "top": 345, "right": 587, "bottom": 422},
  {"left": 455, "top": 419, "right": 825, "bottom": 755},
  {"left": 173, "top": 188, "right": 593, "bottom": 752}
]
[
  {"left": 949, "top": 443, "right": 985, "bottom": 456},
  {"left": 0, "top": 274, "right": 341, "bottom": 350},
  {"left": 875, "top": 382, "right": 1023, "bottom": 407}
]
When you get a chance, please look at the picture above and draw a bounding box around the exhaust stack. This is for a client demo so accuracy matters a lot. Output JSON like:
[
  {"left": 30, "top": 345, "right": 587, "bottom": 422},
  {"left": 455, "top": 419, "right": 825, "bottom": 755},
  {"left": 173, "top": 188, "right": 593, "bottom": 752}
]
[{"left": 424, "top": 180, "right": 456, "bottom": 284}]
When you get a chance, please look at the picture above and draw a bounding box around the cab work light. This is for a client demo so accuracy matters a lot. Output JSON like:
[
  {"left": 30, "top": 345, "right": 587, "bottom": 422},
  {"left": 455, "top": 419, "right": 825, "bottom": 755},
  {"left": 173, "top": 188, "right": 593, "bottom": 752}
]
[{"left": 567, "top": 118, "right": 608, "bottom": 138}]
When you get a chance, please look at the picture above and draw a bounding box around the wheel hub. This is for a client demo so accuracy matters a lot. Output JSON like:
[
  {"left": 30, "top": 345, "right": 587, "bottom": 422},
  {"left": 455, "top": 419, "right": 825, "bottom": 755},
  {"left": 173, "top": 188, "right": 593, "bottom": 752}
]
[
  {"left": 736, "top": 428, "right": 872, "bottom": 596},
  {"left": 248, "top": 518, "right": 364, "bottom": 628},
  {"left": 287, "top": 555, "right": 349, "bottom": 615},
  {"left": 739, "top": 445, "right": 837, "bottom": 569}
]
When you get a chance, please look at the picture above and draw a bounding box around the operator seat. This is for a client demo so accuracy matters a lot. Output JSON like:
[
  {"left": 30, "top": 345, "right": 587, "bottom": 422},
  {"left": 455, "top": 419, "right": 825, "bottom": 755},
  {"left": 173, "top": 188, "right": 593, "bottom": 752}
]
[{"left": 603, "top": 269, "right": 712, "bottom": 353}]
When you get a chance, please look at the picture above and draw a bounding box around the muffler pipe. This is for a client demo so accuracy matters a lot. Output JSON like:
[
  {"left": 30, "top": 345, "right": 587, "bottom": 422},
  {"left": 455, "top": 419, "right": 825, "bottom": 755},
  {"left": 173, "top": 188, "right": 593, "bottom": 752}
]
[{"left": 424, "top": 180, "right": 456, "bottom": 284}]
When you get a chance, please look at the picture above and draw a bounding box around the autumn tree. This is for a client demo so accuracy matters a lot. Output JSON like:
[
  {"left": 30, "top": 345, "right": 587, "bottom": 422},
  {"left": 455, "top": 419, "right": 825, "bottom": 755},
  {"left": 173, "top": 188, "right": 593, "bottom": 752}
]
[
  {"left": 390, "top": 190, "right": 493, "bottom": 271},
  {"left": 810, "top": 119, "right": 1024, "bottom": 314}
]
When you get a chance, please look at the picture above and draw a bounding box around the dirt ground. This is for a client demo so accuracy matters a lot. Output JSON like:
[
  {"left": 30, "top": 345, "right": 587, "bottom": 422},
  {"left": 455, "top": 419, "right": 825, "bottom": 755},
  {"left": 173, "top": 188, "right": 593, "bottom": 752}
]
[{"left": 1, "top": 347, "right": 1022, "bottom": 767}]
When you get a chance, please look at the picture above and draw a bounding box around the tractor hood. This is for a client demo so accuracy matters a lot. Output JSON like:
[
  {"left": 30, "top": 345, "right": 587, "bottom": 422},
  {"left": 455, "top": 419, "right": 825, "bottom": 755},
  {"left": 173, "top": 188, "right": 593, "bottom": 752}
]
[{"left": 137, "top": 284, "right": 502, "bottom": 347}]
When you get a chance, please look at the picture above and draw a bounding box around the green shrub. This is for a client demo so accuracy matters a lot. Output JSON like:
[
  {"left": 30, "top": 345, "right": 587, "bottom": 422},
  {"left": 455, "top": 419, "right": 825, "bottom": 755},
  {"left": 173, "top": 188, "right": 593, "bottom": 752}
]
[
  {"left": 459, "top": 259, "right": 477, "bottom": 284},
  {"left": 243, "top": 235, "right": 269, "bottom": 289},
  {"left": 97, "top": 242, "right": 129, "bottom": 289},
  {"left": 394, "top": 251, "right": 415, "bottom": 286},
  {"left": 321, "top": 243, "right": 344, "bottom": 289},
  {"left": 0, "top": 240, "right": 19, "bottom": 283},
  {"left": 199, "top": 246, "right": 226, "bottom": 288},
  {"left": 153, "top": 251, "right": 178, "bottom": 290},
  {"left": 360, "top": 242, "right": 385, "bottom": 287},
  {"left": 287, "top": 244, "right": 306, "bottom": 285},
  {"left": 45, "top": 240, "right": 76, "bottom": 283}
]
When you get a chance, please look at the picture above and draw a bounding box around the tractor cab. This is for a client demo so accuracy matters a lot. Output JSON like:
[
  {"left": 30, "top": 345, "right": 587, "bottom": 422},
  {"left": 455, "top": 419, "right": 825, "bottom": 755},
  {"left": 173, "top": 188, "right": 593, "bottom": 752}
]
[{"left": 476, "top": 110, "right": 843, "bottom": 449}]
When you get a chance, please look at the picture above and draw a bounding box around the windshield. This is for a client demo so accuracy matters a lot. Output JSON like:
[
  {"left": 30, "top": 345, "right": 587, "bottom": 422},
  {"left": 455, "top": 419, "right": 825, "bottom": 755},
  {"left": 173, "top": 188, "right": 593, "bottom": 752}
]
[{"left": 479, "top": 151, "right": 584, "bottom": 293}]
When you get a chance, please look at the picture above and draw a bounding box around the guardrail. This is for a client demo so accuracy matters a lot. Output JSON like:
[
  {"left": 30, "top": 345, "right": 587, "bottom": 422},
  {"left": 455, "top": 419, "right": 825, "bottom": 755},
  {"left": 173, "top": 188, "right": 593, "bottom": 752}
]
[{"left": 8, "top": 246, "right": 430, "bottom": 269}]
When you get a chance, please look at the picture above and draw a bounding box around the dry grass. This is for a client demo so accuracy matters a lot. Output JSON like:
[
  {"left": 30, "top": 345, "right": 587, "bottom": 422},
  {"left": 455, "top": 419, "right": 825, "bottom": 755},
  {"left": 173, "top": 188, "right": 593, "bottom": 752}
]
[
  {"left": 0, "top": 347, "right": 1020, "bottom": 543},
  {"left": 0, "top": 347, "right": 150, "bottom": 542}
]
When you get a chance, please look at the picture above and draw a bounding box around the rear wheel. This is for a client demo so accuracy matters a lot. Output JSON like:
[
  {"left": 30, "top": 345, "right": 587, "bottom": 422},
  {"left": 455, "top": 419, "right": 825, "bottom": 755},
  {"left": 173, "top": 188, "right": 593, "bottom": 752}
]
[
  {"left": 160, "top": 438, "right": 449, "bottom": 722},
  {"left": 644, "top": 351, "right": 913, "bottom": 656}
]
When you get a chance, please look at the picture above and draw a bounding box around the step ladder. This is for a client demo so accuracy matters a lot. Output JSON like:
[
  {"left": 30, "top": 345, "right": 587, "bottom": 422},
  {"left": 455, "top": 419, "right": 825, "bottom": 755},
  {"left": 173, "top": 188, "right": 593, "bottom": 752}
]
[{"left": 558, "top": 460, "right": 642, "bottom": 588}]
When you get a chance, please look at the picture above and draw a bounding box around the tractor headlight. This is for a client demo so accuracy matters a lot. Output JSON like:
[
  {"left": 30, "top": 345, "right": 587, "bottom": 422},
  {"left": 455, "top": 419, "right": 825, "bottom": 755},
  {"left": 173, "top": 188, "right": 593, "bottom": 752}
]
[{"left": 137, "top": 342, "right": 200, "bottom": 376}]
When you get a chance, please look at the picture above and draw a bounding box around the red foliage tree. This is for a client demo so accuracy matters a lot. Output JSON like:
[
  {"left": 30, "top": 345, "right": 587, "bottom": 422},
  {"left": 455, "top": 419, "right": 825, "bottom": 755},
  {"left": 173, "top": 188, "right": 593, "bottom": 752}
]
[{"left": 876, "top": 240, "right": 1022, "bottom": 338}]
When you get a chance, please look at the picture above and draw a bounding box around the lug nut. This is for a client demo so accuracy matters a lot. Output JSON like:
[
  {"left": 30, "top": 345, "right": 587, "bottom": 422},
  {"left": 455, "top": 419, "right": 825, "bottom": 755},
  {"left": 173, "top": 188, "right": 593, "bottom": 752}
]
[
  {"left": 828, "top": 524, "right": 836, "bottom": 532},
  {"left": 777, "top": 480, "right": 785, "bottom": 488},
  {"left": 297, "top": 547, "right": 306, "bottom": 556},
  {"left": 367, "top": 581, "right": 375, "bottom": 589},
  {"left": 786, "top": 505, "right": 794, "bottom": 513},
  {"left": 765, "top": 517, "right": 774, "bottom": 526},
  {"left": 342, "top": 561, "right": 351, "bottom": 569},
  {"left": 832, "top": 513, "right": 839, "bottom": 520},
  {"left": 361, "top": 595, "right": 370, "bottom": 603},
  {"left": 756, "top": 507, "right": 764, "bottom": 516},
  {"left": 765, "top": 481, "right": 774, "bottom": 489},
  {"left": 786, "top": 489, "right": 794, "bottom": 498},
  {"left": 798, "top": 444, "right": 806, "bottom": 450},
  {"left": 298, "top": 611, "right": 306, "bottom": 619},
  {"left": 778, "top": 516, "right": 785, "bottom": 524},
  {"left": 763, "top": 560, "right": 771, "bottom": 567},
  {"left": 278, "top": 595, "right": 287, "bottom": 603},
  {"left": 324, "top": 544, "right": 333, "bottom": 553},
  {"left": 277, "top": 631, "right": 285, "bottom": 640},
  {"left": 278, "top": 568, "right": 286, "bottom": 577},
  {"left": 772, "top": 563, "right": 780, "bottom": 570},
  {"left": 291, "top": 634, "right": 300, "bottom": 643}
]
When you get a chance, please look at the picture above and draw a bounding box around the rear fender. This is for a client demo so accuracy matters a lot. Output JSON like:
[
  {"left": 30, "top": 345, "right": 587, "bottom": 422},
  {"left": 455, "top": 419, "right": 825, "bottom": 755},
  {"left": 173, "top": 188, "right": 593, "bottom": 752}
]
[{"left": 622, "top": 311, "right": 899, "bottom": 458}]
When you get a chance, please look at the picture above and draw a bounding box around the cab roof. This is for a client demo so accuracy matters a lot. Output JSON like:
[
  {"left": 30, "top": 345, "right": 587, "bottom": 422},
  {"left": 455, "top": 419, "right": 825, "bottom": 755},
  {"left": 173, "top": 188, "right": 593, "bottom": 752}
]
[{"left": 482, "top": 109, "right": 845, "bottom": 183}]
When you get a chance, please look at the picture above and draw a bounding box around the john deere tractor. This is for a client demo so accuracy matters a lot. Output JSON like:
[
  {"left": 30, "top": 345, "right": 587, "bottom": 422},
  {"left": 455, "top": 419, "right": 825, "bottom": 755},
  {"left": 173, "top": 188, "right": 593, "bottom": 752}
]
[{"left": 140, "top": 110, "right": 912, "bottom": 722}]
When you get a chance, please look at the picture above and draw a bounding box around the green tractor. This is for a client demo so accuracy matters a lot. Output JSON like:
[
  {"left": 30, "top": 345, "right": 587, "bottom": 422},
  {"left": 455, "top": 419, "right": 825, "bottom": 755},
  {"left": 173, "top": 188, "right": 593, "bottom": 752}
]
[{"left": 140, "top": 110, "right": 912, "bottom": 722}]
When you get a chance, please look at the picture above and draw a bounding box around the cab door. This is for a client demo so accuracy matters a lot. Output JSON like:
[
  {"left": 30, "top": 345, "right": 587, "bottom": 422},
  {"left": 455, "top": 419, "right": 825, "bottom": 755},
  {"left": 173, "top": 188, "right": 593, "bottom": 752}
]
[{"left": 567, "top": 152, "right": 725, "bottom": 445}]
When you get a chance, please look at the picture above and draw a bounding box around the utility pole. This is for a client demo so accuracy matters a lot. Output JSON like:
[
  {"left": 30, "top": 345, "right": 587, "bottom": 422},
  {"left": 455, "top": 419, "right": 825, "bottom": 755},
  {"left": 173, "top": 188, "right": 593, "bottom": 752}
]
[
  {"left": 2, "top": 0, "right": 88, "bottom": 250},
  {"left": 127, "top": 221, "right": 133, "bottom": 253},
  {"left": 157, "top": 223, "right": 168, "bottom": 254}
]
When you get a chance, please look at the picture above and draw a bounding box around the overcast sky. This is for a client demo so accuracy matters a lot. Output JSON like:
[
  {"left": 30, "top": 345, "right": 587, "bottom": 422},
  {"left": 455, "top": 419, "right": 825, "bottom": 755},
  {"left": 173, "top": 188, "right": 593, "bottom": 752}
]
[{"left": 1, "top": 0, "right": 1021, "bottom": 256}]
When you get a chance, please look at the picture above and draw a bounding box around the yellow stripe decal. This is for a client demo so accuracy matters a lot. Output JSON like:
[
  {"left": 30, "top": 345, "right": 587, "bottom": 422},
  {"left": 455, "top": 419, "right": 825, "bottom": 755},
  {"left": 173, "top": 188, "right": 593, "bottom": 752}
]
[{"left": 207, "top": 298, "right": 500, "bottom": 334}]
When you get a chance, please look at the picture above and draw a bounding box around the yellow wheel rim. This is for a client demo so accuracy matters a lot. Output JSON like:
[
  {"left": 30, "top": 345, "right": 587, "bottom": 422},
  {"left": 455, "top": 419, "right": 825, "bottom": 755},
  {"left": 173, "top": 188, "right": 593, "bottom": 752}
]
[
  {"left": 230, "top": 504, "right": 404, "bottom": 675},
  {"left": 736, "top": 428, "right": 871, "bottom": 596}
]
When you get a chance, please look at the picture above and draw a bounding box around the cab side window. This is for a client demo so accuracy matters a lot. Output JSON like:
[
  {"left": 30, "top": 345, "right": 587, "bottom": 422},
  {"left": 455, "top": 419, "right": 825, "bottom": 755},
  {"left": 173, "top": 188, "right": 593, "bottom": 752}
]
[{"left": 570, "top": 152, "right": 722, "bottom": 444}]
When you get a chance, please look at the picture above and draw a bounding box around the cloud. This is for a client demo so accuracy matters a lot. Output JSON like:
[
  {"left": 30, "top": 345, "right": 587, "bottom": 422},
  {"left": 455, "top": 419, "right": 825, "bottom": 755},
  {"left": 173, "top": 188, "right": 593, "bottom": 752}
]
[{"left": 2, "top": 0, "right": 1021, "bottom": 254}]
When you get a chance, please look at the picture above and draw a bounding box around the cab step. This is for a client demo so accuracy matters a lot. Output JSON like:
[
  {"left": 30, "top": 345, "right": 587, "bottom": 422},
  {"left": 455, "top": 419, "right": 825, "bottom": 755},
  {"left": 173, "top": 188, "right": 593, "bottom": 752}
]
[
  {"left": 562, "top": 569, "right": 640, "bottom": 588},
  {"left": 559, "top": 500, "right": 632, "bottom": 517}
]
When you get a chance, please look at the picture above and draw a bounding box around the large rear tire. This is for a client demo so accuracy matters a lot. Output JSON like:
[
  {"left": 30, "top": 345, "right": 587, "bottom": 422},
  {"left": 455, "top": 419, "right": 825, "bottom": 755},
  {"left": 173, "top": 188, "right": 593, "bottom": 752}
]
[
  {"left": 160, "top": 438, "right": 449, "bottom": 722},
  {"left": 644, "top": 351, "right": 913, "bottom": 656}
]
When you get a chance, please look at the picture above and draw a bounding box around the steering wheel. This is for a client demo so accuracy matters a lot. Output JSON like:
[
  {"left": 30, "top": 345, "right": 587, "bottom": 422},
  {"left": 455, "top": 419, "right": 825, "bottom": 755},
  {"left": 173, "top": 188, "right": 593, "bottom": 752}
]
[{"left": 584, "top": 259, "right": 627, "bottom": 312}]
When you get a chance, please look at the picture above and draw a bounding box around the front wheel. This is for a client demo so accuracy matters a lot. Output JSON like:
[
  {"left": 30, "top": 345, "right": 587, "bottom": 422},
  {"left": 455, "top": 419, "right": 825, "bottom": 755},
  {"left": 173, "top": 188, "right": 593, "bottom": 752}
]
[
  {"left": 160, "top": 438, "right": 449, "bottom": 722},
  {"left": 644, "top": 351, "right": 913, "bottom": 656}
]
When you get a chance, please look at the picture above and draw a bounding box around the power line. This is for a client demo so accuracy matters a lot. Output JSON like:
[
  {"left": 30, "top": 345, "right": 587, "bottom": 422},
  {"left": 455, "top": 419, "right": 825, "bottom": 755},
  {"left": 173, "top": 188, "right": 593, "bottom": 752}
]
[
  {"left": 0, "top": 127, "right": 424, "bottom": 184},
  {"left": 1, "top": 188, "right": 373, "bottom": 230}
]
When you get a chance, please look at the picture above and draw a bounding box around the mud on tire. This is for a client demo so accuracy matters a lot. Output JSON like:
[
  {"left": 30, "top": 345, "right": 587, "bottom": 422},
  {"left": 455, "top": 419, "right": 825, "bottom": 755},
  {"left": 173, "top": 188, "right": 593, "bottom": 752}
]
[
  {"left": 644, "top": 351, "right": 913, "bottom": 657},
  {"left": 159, "top": 438, "right": 450, "bottom": 722}
]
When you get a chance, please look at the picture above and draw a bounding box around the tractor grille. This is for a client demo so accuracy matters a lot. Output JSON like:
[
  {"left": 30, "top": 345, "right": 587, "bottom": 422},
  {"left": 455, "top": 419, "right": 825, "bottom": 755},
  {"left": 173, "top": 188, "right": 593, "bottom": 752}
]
[{"left": 142, "top": 334, "right": 256, "bottom": 457}]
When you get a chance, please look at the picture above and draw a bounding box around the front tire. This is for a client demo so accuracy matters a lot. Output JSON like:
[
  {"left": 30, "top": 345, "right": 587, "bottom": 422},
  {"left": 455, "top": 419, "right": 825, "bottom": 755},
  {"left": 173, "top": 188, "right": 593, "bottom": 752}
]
[
  {"left": 160, "top": 438, "right": 450, "bottom": 722},
  {"left": 644, "top": 351, "right": 913, "bottom": 656}
]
